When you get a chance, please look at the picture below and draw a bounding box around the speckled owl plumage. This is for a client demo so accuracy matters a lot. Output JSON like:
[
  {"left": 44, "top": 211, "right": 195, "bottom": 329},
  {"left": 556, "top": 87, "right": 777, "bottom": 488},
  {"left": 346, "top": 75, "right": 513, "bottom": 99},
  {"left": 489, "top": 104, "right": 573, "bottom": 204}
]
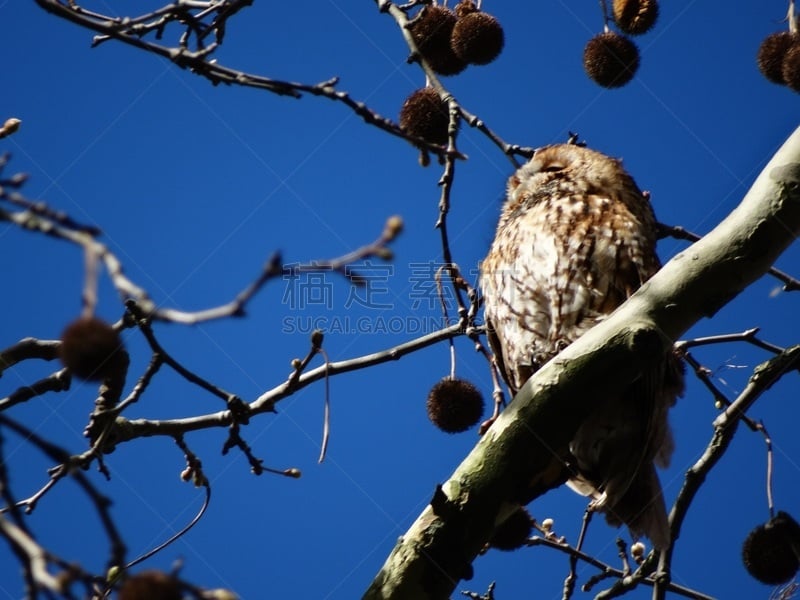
[{"left": 480, "top": 143, "right": 683, "bottom": 549}]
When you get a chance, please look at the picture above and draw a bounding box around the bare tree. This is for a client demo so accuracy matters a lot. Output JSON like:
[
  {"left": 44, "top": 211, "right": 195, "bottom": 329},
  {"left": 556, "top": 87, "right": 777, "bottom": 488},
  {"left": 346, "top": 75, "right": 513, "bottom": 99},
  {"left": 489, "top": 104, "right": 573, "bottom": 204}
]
[{"left": 3, "top": 1, "right": 800, "bottom": 599}]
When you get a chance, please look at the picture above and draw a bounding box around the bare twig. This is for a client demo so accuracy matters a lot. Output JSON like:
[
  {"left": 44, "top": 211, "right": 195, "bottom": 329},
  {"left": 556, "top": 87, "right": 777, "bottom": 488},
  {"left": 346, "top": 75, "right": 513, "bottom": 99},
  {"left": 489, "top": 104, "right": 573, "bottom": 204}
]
[
  {"left": 680, "top": 350, "right": 762, "bottom": 432},
  {"left": 318, "top": 347, "right": 332, "bottom": 464},
  {"left": 563, "top": 510, "right": 594, "bottom": 600},
  {"left": 524, "top": 536, "right": 712, "bottom": 600},
  {"left": 110, "top": 320, "right": 473, "bottom": 443},
  {"left": 118, "top": 480, "right": 210, "bottom": 573},
  {"left": 126, "top": 299, "right": 248, "bottom": 416},
  {"left": 461, "top": 581, "right": 496, "bottom": 600},
  {"left": 221, "top": 422, "right": 297, "bottom": 477},
  {"left": 376, "top": 0, "right": 530, "bottom": 165},
  {"left": 655, "top": 346, "right": 800, "bottom": 599},
  {"left": 757, "top": 421, "right": 776, "bottom": 519},
  {"left": 0, "top": 338, "right": 61, "bottom": 376},
  {"left": 676, "top": 328, "right": 786, "bottom": 355},
  {"left": 0, "top": 414, "right": 126, "bottom": 574},
  {"left": 33, "top": 0, "right": 457, "bottom": 158},
  {"left": 0, "top": 368, "right": 71, "bottom": 412}
]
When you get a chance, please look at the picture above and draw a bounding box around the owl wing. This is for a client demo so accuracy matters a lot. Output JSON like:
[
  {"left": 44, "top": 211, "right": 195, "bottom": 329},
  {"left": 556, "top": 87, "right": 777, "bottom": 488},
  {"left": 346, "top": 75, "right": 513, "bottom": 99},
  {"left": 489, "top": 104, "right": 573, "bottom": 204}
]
[{"left": 484, "top": 314, "right": 515, "bottom": 394}]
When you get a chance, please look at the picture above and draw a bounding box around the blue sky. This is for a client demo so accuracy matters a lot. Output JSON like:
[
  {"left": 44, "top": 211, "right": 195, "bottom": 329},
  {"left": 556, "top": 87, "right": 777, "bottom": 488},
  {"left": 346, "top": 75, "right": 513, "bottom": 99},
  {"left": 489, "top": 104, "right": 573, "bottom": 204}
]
[{"left": 2, "top": 1, "right": 800, "bottom": 599}]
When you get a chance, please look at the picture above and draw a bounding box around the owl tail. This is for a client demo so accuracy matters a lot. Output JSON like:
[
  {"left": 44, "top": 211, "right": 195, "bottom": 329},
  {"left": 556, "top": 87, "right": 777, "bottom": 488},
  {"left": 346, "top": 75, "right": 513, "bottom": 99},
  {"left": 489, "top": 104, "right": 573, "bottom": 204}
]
[{"left": 607, "top": 462, "right": 671, "bottom": 551}]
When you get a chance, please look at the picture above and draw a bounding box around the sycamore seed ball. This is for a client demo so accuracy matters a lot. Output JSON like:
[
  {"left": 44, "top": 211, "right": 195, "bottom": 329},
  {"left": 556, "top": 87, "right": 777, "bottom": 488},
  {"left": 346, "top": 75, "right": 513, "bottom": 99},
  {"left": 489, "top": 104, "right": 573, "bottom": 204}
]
[
  {"left": 781, "top": 43, "right": 800, "bottom": 92},
  {"left": 426, "top": 377, "right": 484, "bottom": 433},
  {"left": 119, "top": 571, "right": 182, "bottom": 600},
  {"left": 489, "top": 506, "right": 534, "bottom": 551},
  {"left": 757, "top": 32, "right": 799, "bottom": 85},
  {"left": 583, "top": 32, "right": 640, "bottom": 88},
  {"left": 613, "top": 0, "right": 659, "bottom": 36},
  {"left": 742, "top": 511, "right": 800, "bottom": 585},
  {"left": 409, "top": 6, "right": 467, "bottom": 76},
  {"left": 450, "top": 2, "right": 504, "bottom": 66},
  {"left": 60, "top": 317, "right": 125, "bottom": 381},
  {"left": 399, "top": 88, "right": 449, "bottom": 146}
]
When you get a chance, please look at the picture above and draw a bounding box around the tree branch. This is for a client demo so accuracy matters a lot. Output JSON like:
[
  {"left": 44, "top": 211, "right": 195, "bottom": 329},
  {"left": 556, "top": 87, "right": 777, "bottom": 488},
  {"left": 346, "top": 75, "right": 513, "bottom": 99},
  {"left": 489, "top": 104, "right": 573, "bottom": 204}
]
[
  {"left": 363, "top": 126, "right": 800, "bottom": 599},
  {"left": 109, "top": 320, "right": 472, "bottom": 443}
]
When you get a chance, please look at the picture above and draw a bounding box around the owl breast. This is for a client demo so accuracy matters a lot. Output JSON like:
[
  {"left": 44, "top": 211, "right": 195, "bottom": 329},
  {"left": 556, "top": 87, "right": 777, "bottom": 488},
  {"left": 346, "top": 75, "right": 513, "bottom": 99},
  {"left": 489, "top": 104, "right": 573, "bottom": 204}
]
[
  {"left": 481, "top": 188, "right": 658, "bottom": 392},
  {"left": 479, "top": 143, "right": 682, "bottom": 550}
]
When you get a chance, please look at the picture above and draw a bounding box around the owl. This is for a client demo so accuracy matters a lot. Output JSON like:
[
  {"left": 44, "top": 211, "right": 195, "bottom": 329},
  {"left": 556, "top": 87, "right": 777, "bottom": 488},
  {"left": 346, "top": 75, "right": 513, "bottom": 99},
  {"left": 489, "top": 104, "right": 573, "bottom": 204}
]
[{"left": 480, "top": 143, "right": 683, "bottom": 550}]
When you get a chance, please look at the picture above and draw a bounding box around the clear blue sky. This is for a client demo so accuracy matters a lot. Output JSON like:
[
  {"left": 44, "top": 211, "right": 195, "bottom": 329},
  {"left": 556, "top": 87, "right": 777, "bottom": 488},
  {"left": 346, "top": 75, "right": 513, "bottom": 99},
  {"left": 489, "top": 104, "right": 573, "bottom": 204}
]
[{"left": 2, "top": 1, "right": 799, "bottom": 599}]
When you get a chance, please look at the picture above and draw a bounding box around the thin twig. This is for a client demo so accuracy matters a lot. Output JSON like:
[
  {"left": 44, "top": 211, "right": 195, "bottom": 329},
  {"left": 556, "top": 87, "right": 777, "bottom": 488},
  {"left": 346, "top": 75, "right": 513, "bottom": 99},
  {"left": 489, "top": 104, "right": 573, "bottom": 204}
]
[
  {"left": 680, "top": 350, "right": 761, "bottom": 431},
  {"left": 655, "top": 346, "right": 800, "bottom": 598},
  {"left": 525, "top": 536, "right": 712, "bottom": 600},
  {"left": 757, "top": 420, "right": 776, "bottom": 519},
  {"left": 318, "top": 348, "right": 332, "bottom": 464},
  {"left": 0, "top": 338, "right": 61, "bottom": 376},
  {"left": 0, "top": 369, "right": 71, "bottom": 412},
  {"left": 111, "top": 320, "right": 473, "bottom": 442},
  {"left": 0, "top": 414, "right": 126, "bottom": 573},
  {"left": 34, "top": 0, "right": 457, "bottom": 158},
  {"left": 676, "top": 328, "right": 785, "bottom": 355},
  {"left": 127, "top": 299, "right": 249, "bottom": 415}
]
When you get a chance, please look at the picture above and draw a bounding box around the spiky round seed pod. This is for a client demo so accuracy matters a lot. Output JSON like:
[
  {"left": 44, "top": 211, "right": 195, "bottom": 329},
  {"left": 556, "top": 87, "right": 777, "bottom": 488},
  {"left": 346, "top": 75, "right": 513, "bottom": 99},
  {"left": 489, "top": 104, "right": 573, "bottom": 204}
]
[
  {"left": 409, "top": 6, "right": 467, "bottom": 76},
  {"left": 782, "top": 44, "right": 800, "bottom": 92},
  {"left": 454, "top": 0, "right": 477, "bottom": 18},
  {"left": 583, "top": 32, "right": 640, "bottom": 88},
  {"left": 119, "top": 571, "right": 182, "bottom": 600},
  {"left": 490, "top": 506, "right": 533, "bottom": 550},
  {"left": 451, "top": 10, "right": 504, "bottom": 65},
  {"left": 399, "top": 88, "right": 449, "bottom": 146},
  {"left": 742, "top": 511, "right": 800, "bottom": 585},
  {"left": 60, "top": 317, "right": 125, "bottom": 381},
  {"left": 613, "top": 0, "right": 659, "bottom": 36},
  {"left": 426, "top": 377, "right": 484, "bottom": 433},
  {"left": 758, "top": 32, "right": 799, "bottom": 84}
]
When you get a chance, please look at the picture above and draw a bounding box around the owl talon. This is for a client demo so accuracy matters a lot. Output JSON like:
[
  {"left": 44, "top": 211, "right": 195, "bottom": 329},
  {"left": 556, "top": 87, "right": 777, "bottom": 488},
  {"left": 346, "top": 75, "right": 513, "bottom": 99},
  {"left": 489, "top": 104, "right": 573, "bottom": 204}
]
[
  {"left": 478, "top": 416, "right": 497, "bottom": 435},
  {"left": 588, "top": 491, "right": 608, "bottom": 511}
]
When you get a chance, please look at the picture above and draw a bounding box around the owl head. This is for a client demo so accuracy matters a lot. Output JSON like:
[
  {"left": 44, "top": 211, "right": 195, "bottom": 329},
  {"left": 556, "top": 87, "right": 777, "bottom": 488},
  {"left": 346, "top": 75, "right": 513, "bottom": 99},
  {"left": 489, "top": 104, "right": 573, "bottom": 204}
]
[{"left": 505, "top": 144, "right": 645, "bottom": 212}]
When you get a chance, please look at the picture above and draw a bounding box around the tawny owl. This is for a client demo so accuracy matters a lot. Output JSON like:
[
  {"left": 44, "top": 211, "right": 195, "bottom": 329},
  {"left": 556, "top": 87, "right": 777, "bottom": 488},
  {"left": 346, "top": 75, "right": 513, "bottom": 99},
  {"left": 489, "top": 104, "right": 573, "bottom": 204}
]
[{"left": 480, "top": 143, "right": 683, "bottom": 550}]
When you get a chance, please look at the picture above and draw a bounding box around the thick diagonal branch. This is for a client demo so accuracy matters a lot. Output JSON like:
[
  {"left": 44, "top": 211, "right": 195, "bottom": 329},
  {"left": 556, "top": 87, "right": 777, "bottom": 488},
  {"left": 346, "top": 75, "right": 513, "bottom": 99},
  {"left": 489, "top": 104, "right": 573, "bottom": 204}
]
[{"left": 363, "top": 127, "right": 800, "bottom": 600}]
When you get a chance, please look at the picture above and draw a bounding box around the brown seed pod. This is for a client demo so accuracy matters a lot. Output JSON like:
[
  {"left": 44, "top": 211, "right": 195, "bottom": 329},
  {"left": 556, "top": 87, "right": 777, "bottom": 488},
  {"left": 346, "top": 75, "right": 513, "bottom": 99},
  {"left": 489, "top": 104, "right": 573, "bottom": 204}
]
[
  {"left": 119, "top": 571, "right": 182, "bottom": 600},
  {"left": 60, "top": 317, "right": 126, "bottom": 381},
  {"left": 426, "top": 377, "right": 484, "bottom": 433},
  {"left": 399, "top": 87, "right": 449, "bottom": 146},
  {"left": 454, "top": 0, "right": 478, "bottom": 18},
  {"left": 613, "top": 0, "right": 659, "bottom": 36},
  {"left": 781, "top": 42, "right": 800, "bottom": 92},
  {"left": 451, "top": 8, "right": 505, "bottom": 65},
  {"left": 409, "top": 6, "right": 467, "bottom": 76},
  {"left": 583, "top": 32, "right": 640, "bottom": 88},
  {"left": 489, "top": 506, "right": 534, "bottom": 551},
  {"left": 758, "top": 32, "right": 799, "bottom": 84},
  {"left": 742, "top": 511, "right": 800, "bottom": 585}
]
